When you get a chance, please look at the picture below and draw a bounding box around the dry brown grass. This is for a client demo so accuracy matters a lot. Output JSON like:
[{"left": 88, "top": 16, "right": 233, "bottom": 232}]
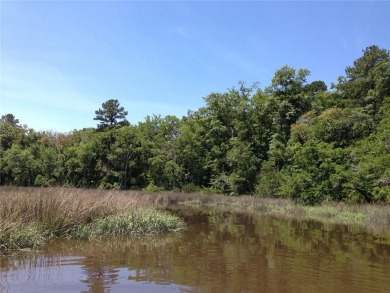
[
  {"left": 0, "top": 187, "right": 149, "bottom": 231},
  {"left": 1, "top": 187, "right": 389, "bottom": 254},
  {"left": 0, "top": 187, "right": 181, "bottom": 253},
  {"left": 155, "top": 191, "right": 390, "bottom": 235}
]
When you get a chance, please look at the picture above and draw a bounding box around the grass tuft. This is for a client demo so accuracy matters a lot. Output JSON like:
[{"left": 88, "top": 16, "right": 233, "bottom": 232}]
[
  {"left": 1, "top": 187, "right": 389, "bottom": 254},
  {"left": 74, "top": 210, "right": 185, "bottom": 240},
  {"left": 0, "top": 187, "right": 185, "bottom": 254}
]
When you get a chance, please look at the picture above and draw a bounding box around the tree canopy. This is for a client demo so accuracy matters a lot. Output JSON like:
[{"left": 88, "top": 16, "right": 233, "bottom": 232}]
[
  {"left": 1, "top": 45, "right": 389, "bottom": 204},
  {"left": 1, "top": 114, "right": 20, "bottom": 125},
  {"left": 94, "top": 99, "right": 129, "bottom": 129}
]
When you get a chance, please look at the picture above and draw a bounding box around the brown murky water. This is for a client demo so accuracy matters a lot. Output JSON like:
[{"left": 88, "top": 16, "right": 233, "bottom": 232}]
[{"left": 1, "top": 208, "right": 389, "bottom": 292}]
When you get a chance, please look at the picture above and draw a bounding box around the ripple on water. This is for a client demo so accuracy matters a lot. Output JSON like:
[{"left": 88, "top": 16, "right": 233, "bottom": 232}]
[{"left": 1, "top": 210, "right": 390, "bottom": 293}]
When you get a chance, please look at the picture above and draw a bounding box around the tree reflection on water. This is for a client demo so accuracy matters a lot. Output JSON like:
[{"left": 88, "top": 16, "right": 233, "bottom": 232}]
[{"left": 1, "top": 208, "right": 389, "bottom": 292}]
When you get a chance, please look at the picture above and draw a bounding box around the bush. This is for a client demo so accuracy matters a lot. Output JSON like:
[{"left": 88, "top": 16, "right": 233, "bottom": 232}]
[
  {"left": 144, "top": 182, "right": 165, "bottom": 192},
  {"left": 373, "top": 186, "right": 390, "bottom": 203},
  {"left": 182, "top": 183, "right": 201, "bottom": 193}
]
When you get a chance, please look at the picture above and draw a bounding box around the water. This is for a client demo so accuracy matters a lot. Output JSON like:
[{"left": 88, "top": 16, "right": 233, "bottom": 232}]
[{"left": 1, "top": 208, "right": 389, "bottom": 292}]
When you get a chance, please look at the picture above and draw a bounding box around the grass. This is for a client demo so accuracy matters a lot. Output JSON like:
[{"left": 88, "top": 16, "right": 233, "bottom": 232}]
[
  {"left": 1, "top": 187, "right": 389, "bottom": 254},
  {"left": 147, "top": 191, "right": 390, "bottom": 235},
  {"left": 74, "top": 210, "right": 185, "bottom": 239},
  {"left": 0, "top": 187, "right": 185, "bottom": 254}
]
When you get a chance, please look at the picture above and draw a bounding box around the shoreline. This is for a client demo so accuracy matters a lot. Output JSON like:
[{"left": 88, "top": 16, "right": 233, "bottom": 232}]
[{"left": 1, "top": 187, "right": 389, "bottom": 254}]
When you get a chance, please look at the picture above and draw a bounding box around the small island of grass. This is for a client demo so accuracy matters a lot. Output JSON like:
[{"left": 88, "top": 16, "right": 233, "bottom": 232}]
[{"left": 0, "top": 188, "right": 185, "bottom": 255}]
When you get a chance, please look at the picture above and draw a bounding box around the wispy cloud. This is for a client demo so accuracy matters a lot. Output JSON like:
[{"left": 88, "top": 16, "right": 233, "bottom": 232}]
[
  {"left": 124, "top": 99, "right": 194, "bottom": 123},
  {"left": 1, "top": 58, "right": 96, "bottom": 113},
  {"left": 0, "top": 58, "right": 99, "bottom": 131}
]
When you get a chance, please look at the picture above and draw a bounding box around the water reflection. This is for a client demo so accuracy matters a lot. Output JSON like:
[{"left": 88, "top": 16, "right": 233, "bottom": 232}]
[{"left": 1, "top": 208, "right": 389, "bottom": 292}]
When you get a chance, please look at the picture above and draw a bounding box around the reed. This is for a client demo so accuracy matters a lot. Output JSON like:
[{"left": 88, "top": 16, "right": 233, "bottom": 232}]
[
  {"left": 2, "top": 187, "right": 389, "bottom": 254},
  {"left": 74, "top": 210, "right": 185, "bottom": 239},
  {"left": 166, "top": 192, "right": 390, "bottom": 234},
  {"left": 0, "top": 187, "right": 184, "bottom": 254},
  {"left": 150, "top": 191, "right": 390, "bottom": 234}
]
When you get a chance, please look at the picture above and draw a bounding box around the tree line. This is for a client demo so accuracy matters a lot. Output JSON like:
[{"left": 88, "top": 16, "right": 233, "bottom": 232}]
[{"left": 1, "top": 45, "right": 389, "bottom": 204}]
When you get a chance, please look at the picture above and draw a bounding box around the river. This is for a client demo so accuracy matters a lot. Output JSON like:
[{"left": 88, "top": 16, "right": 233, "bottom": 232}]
[{"left": 1, "top": 207, "right": 389, "bottom": 292}]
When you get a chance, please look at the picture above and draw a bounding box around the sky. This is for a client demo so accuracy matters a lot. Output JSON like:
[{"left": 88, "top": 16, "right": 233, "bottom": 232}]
[{"left": 1, "top": 1, "right": 389, "bottom": 133}]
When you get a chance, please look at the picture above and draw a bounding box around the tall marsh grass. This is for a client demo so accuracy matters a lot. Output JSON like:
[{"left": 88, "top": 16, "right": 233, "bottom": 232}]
[
  {"left": 151, "top": 191, "right": 390, "bottom": 235},
  {"left": 74, "top": 210, "right": 185, "bottom": 239},
  {"left": 168, "top": 193, "right": 390, "bottom": 235},
  {"left": 0, "top": 187, "right": 185, "bottom": 254},
  {"left": 1, "top": 187, "right": 389, "bottom": 254}
]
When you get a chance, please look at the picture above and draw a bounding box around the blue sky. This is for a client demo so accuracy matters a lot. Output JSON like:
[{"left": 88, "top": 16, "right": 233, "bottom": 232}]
[{"left": 1, "top": 1, "right": 389, "bottom": 132}]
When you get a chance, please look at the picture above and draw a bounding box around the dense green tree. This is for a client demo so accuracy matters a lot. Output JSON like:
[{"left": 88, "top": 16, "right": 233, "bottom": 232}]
[
  {"left": 194, "top": 82, "right": 260, "bottom": 193},
  {"left": 346, "top": 97, "right": 390, "bottom": 202},
  {"left": 63, "top": 129, "right": 102, "bottom": 187},
  {"left": 2, "top": 145, "right": 39, "bottom": 186},
  {"left": 138, "top": 115, "right": 182, "bottom": 190},
  {"left": 0, "top": 114, "right": 26, "bottom": 151},
  {"left": 177, "top": 112, "right": 210, "bottom": 187},
  {"left": 94, "top": 99, "right": 129, "bottom": 130},
  {"left": 147, "top": 155, "right": 183, "bottom": 190},
  {"left": 290, "top": 108, "right": 374, "bottom": 148},
  {"left": 333, "top": 45, "right": 390, "bottom": 117},
  {"left": 1, "top": 45, "right": 389, "bottom": 203},
  {"left": 279, "top": 140, "right": 350, "bottom": 204},
  {"left": 33, "top": 145, "right": 62, "bottom": 186},
  {"left": 305, "top": 80, "right": 327, "bottom": 94},
  {"left": 102, "top": 125, "right": 146, "bottom": 189},
  {"left": 226, "top": 138, "right": 259, "bottom": 194},
  {"left": 1, "top": 114, "right": 19, "bottom": 125},
  {"left": 261, "top": 66, "right": 312, "bottom": 142},
  {"left": 255, "top": 160, "right": 282, "bottom": 198}
]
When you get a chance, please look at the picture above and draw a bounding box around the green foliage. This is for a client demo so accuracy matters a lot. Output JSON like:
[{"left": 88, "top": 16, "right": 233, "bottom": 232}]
[
  {"left": 2, "top": 145, "right": 39, "bottom": 186},
  {"left": 345, "top": 98, "right": 390, "bottom": 203},
  {"left": 2, "top": 224, "right": 46, "bottom": 250},
  {"left": 0, "top": 115, "right": 25, "bottom": 150},
  {"left": 291, "top": 108, "right": 374, "bottom": 147},
  {"left": 333, "top": 45, "right": 390, "bottom": 117},
  {"left": 263, "top": 65, "right": 312, "bottom": 141},
  {"left": 148, "top": 155, "right": 183, "bottom": 190},
  {"left": 94, "top": 99, "right": 129, "bottom": 130},
  {"left": 279, "top": 140, "right": 350, "bottom": 205},
  {"left": 1, "top": 113, "right": 19, "bottom": 125},
  {"left": 1, "top": 45, "right": 389, "bottom": 204},
  {"left": 74, "top": 210, "right": 185, "bottom": 239},
  {"left": 181, "top": 183, "right": 201, "bottom": 193},
  {"left": 144, "top": 182, "right": 165, "bottom": 192},
  {"left": 255, "top": 161, "right": 282, "bottom": 198},
  {"left": 0, "top": 188, "right": 186, "bottom": 252},
  {"left": 226, "top": 138, "right": 259, "bottom": 194}
]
